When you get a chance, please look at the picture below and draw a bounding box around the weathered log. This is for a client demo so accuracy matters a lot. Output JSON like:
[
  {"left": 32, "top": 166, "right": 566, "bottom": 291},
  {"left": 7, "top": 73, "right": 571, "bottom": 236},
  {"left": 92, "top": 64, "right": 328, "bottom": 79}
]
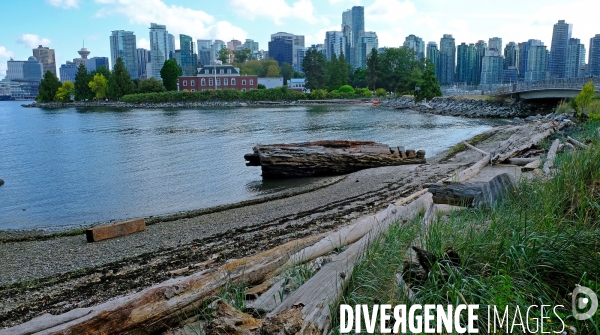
[
  {"left": 206, "top": 300, "right": 262, "bottom": 335},
  {"left": 244, "top": 140, "right": 426, "bottom": 178},
  {"left": 542, "top": 139, "right": 560, "bottom": 174},
  {"left": 261, "top": 194, "right": 433, "bottom": 334},
  {"left": 246, "top": 278, "right": 287, "bottom": 313},
  {"left": 493, "top": 122, "right": 557, "bottom": 163},
  {"left": 395, "top": 273, "right": 416, "bottom": 302},
  {"left": 85, "top": 218, "right": 146, "bottom": 242},
  {"left": 462, "top": 141, "right": 490, "bottom": 156},
  {"left": 395, "top": 189, "right": 428, "bottom": 206},
  {"left": 2, "top": 235, "right": 324, "bottom": 335},
  {"left": 448, "top": 154, "right": 491, "bottom": 183},
  {"left": 426, "top": 173, "right": 517, "bottom": 208},
  {"left": 506, "top": 157, "right": 541, "bottom": 166},
  {"left": 567, "top": 136, "right": 587, "bottom": 149},
  {"left": 521, "top": 159, "right": 541, "bottom": 172}
]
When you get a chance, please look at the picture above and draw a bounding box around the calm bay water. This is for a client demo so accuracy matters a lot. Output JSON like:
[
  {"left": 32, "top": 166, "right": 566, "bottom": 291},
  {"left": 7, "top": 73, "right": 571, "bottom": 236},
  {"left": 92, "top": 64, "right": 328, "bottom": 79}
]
[{"left": 0, "top": 101, "right": 506, "bottom": 230}]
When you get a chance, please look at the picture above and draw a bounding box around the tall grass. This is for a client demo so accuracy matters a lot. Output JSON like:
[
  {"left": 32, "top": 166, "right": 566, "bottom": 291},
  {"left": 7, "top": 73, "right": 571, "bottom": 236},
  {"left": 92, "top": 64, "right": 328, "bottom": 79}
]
[{"left": 337, "top": 120, "right": 600, "bottom": 334}]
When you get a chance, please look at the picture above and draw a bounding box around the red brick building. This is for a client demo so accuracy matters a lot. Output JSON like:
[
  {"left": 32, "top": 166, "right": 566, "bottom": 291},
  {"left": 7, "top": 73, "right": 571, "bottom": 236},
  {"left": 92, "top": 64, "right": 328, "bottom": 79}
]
[{"left": 178, "top": 65, "right": 258, "bottom": 92}]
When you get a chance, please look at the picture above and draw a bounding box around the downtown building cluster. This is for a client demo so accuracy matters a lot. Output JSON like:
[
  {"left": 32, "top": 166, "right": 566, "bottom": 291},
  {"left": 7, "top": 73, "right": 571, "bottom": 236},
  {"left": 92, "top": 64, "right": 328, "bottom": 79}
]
[{"left": 422, "top": 20, "right": 600, "bottom": 88}]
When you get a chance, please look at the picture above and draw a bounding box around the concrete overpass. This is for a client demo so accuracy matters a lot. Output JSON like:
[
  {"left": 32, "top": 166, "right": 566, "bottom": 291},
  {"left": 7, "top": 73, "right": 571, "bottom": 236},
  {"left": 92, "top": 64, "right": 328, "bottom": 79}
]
[{"left": 492, "top": 76, "right": 600, "bottom": 100}]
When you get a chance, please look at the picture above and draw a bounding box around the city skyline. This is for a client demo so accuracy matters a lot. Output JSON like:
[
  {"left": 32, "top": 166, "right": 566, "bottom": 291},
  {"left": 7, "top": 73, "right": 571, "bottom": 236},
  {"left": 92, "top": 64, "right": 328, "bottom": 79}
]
[{"left": 1, "top": 0, "right": 599, "bottom": 80}]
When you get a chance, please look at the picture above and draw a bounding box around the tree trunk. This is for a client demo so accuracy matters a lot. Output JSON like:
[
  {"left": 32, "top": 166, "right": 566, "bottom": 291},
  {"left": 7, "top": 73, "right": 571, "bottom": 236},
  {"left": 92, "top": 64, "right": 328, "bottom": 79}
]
[
  {"left": 425, "top": 173, "right": 517, "bottom": 208},
  {"left": 492, "top": 122, "right": 558, "bottom": 163},
  {"left": 506, "top": 157, "right": 541, "bottom": 166},
  {"left": 567, "top": 136, "right": 587, "bottom": 149}
]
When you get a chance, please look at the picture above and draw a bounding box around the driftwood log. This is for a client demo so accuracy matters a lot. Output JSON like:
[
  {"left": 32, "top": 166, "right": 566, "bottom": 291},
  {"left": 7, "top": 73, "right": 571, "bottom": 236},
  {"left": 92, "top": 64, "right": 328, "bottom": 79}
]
[
  {"left": 542, "top": 139, "right": 560, "bottom": 174},
  {"left": 493, "top": 122, "right": 558, "bottom": 163},
  {"left": 260, "top": 194, "right": 433, "bottom": 334},
  {"left": 1, "top": 235, "right": 325, "bottom": 335},
  {"left": 521, "top": 159, "right": 541, "bottom": 172},
  {"left": 425, "top": 173, "right": 517, "bottom": 208},
  {"left": 244, "top": 140, "right": 426, "bottom": 178},
  {"left": 506, "top": 157, "right": 541, "bottom": 166},
  {"left": 567, "top": 136, "right": 587, "bottom": 149}
]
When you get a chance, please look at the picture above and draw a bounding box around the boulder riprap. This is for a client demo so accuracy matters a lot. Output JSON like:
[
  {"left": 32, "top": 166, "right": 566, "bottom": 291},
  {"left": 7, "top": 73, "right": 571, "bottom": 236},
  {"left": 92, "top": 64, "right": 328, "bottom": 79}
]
[
  {"left": 0, "top": 179, "right": 4, "bottom": 186},
  {"left": 245, "top": 140, "right": 426, "bottom": 178}
]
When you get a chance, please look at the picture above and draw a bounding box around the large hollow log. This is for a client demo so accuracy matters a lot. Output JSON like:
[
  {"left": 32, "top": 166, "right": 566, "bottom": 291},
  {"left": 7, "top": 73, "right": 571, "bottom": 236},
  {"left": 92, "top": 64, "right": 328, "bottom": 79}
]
[
  {"left": 245, "top": 140, "right": 426, "bottom": 178},
  {"left": 261, "top": 194, "right": 433, "bottom": 334},
  {"left": 1, "top": 235, "right": 325, "bottom": 335},
  {"left": 425, "top": 173, "right": 517, "bottom": 208},
  {"left": 542, "top": 139, "right": 560, "bottom": 174},
  {"left": 493, "top": 122, "right": 558, "bottom": 163}
]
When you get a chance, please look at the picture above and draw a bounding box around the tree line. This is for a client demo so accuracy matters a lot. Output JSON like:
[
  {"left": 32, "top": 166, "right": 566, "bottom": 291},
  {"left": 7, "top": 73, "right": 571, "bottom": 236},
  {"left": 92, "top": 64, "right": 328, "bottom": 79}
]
[
  {"left": 302, "top": 47, "right": 441, "bottom": 102},
  {"left": 36, "top": 58, "right": 183, "bottom": 103}
]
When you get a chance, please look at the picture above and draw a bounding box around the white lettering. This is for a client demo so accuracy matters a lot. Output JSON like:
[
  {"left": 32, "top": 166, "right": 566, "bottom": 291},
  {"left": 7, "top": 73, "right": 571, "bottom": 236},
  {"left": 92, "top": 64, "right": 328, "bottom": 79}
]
[
  {"left": 437, "top": 305, "right": 453, "bottom": 333},
  {"left": 553, "top": 305, "right": 565, "bottom": 334},
  {"left": 355, "top": 305, "right": 362, "bottom": 333},
  {"left": 541, "top": 305, "right": 551, "bottom": 333},
  {"left": 363, "top": 305, "right": 378, "bottom": 333},
  {"left": 340, "top": 305, "right": 353, "bottom": 333},
  {"left": 455, "top": 305, "right": 467, "bottom": 333},
  {"left": 511, "top": 305, "right": 525, "bottom": 333},
  {"left": 409, "top": 304, "right": 423, "bottom": 333},
  {"left": 380, "top": 305, "right": 391, "bottom": 333},
  {"left": 526, "top": 305, "right": 539, "bottom": 333},
  {"left": 467, "top": 305, "right": 479, "bottom": 333},
  {"left": 393, "top": 305, "right": 407, "bottom": 333},
  {"left": 424, "top": 305, "right": 435, "bottom": 333},
  {"left": 493, "top": 305, "right": 509, "bottom": 332}
]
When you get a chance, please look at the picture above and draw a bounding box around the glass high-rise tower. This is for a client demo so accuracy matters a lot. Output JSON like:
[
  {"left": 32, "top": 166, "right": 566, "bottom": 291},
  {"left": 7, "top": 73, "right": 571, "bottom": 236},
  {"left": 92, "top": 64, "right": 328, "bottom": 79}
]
[
  {"left": 439, "top": 34, "right": 456, "bottom": 85},
  {"left": 149, "top": 23, "right": 169, "bottom": 80},
  {"left": 179, "top": 34, "right": 197, "bottom": 76},
  {"left": 549, "top": 20, "right": 572, "bottom": 78},
  {"left": 109, "top": 30, "right": 138, "bottom": 79}
]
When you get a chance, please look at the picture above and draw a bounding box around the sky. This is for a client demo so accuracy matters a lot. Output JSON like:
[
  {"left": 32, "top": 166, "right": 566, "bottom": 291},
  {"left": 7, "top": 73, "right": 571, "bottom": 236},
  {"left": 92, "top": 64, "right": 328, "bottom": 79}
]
[{"left": 0, "top": 0, "right": 598, "bottom": 79}]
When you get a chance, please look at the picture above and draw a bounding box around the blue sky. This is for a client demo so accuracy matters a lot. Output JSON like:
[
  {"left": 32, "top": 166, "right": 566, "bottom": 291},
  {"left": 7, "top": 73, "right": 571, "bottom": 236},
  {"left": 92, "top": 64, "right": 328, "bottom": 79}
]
[{"left": 0, "top": 0, "right": 598, "bottom": 78}]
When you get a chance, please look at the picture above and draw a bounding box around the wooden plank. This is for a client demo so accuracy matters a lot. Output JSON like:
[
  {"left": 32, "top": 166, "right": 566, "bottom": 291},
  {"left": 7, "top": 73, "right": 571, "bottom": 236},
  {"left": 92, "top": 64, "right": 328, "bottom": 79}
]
[
  {"left": 542, "top": 139, "right": 560, "bottom": 174},
  {"left": 85, "top": 218, "right": 146, "bottom": 242},
  {"left": 521, "top": 159, "right": 541, "bottom": 172}
]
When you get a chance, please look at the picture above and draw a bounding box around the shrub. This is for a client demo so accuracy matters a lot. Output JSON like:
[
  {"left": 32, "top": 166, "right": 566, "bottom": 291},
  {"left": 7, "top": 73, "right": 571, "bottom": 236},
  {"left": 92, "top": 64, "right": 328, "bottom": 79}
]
[
  {"left": 555, "top": 100, "right": 571, "bottom": 114},
  {"left": 338, "top": 85, "right": 355, "bottom": 94},
  {"left": 257, "top": 84, "right": 266, "bottom": 89},
  {"left": 308, "top": 89, "right": 328, "bottom": 100},
  {"left": 375, "top": 88, "right": 387, "bottom": 97}
]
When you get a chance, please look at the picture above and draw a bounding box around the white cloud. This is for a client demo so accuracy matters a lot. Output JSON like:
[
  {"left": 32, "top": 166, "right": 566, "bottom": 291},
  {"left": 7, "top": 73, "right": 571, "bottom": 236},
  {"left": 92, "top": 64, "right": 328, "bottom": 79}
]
[
  {"left": 94, "top": 0, "right": 248, "bottom": 42},
  {"left": 329, "top": 0, "right": 360, "bottom": 4},
  {"left": 365, "top": 0, "right": 416, "bottom": 24},
  {"left": 228, "top": 0, "right": 327, "bottom": 25},
  {"left": 0, "top": 46, "right": 15, "bottom": 79},
  {"left": 17, "top": 34, "right": 52, "bottom": 49},
  {"left": 46, "top": 0, "right": 80, "bottom": 9},
  {"left": 137, "top": 37, "right": 150, "bottom": 49}
]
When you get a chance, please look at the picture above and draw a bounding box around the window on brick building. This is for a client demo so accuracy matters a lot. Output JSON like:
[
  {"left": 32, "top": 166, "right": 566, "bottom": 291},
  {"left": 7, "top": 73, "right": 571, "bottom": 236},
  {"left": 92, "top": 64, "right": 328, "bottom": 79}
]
[
  {"left": 224, "top": 78, "right": 228, "bottom": 86},
  {"left": 201, "top": 78, "right": 206, "bottom": 86},
  {"left": 216, "top": 78, "right": 221, "bottom": 86},
  {"left": 242, "top": 79, "right": 246, "bottom": 85},
  {"left": 250, "top": 79, "right": 253, "bottom": 85},
  {"left": 209, "top": 78, "right": 213, "bottom": 86},
  {"left": 231, "top": 78, "right": 236, "bottom": 85},
  {"left": 191, "top": 80, "right": 195, "bottom": 86},
  {"left": 183, "top": 80, "right": 187, "bottom": 86}
]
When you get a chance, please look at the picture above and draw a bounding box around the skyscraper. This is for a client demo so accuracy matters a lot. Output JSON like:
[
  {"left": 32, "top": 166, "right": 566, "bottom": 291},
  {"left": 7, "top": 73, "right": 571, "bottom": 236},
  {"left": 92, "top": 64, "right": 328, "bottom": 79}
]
[
  {"left": 342, "top": 6, "right": 364, "bottom": 68},
  {"left": 270, "top": 32, "right": 304, "bottom": 68},
  {"left": 197, "top": 39, "right": 213, "bottom": 67},
  {"left": 167, "top": 34, "right": 175, "bottom": 60},
  {"left": 456, "top": 43, "right": 480, "bottom": 85},
  {"left": 137, "top": 48, "right": 150, "bottom": 79},
  {"left": 426, "top": 42, "right": 440, "bottom": 81},
  {"left": 588, "top": 34, "right": 600, "bottom": 76},
  {"left": 503, "top": 42, "right": 519, "bottom": 70},
  {"left": 549, "top": 20, "right": 572, "bottom": 78},
  {"left": 32, "top": 45, "right": 56, "bottom": 76},
  {"left": 518, "top": 39, "right": 543, "bottom": 79},
  {"left": 488, "top": 37, "right": 502, "bottom": 52},
  {"left": 59, "top": 61, "right": 78, "bottom": 82},
  {"left": 481, "top": 49, "right": 504, "bottom": 85},
  {"left": 269, "top": 35, "right": 293, "bottom": 66},
  {"left": 357, "top": 31, "right": 378, "bottom": 68},
  {"left": 325, "top": 31, "right": 347, "bottom": 61},
  {"left": 149, "top": 23, "right": 169, "bottom": 80},
  {"left": 525, "top": 44, "right": 549, "bottom": 82},
  {"left": 180, "top": 34, "right": 197, "bottom": 76},
  {"left": 110, "top": 30, "right": 138, "bottom": 79},
  {"left": 85, "top": 57, "right": 110, "bottom": 73},
  {"left": 227, "top": 39, "right": 242, "bottom": 51},
  {"left": 242, "top": 39, "right": 259, "bottom": 53},
  {"left": 565, "top": 38, "right": 586, "bottom": 78},
  {"left": 439, "top": 34, "right": 455, "bottom": 85},
  {"left": 403, "top": 35, "right": 425, "bottom": 60}
]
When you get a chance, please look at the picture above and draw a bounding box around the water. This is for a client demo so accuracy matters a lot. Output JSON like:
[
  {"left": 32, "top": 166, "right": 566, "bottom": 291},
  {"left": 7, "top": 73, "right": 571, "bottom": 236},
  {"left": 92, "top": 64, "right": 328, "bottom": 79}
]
[{"left": 0, "top": 101, "right": 506, "bottom": 230}]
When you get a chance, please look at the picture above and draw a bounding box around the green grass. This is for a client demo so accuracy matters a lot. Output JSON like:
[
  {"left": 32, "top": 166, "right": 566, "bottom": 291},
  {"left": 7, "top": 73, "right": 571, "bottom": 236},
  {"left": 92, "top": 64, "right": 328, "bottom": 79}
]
[{"left": 336, "top": 120, "right": 600, "bottom": 334}]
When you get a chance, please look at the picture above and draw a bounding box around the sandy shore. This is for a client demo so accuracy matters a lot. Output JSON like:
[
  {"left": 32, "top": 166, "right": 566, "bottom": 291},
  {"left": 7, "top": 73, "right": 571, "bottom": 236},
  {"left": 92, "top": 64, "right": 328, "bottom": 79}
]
[{"left": 0, "top": 124, "right": 506, "bottom": 328}]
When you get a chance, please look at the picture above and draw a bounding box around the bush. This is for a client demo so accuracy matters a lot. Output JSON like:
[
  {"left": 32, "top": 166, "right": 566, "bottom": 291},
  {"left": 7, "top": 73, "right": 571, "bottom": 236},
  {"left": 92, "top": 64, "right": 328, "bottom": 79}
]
[
  {"left": 257, "top": 84, "right": 266, "bottom": 89},
  {"left": 355, "top": 88, "right": 372, "bottom": 98},
  {"left": 375, "top": 88, "right": 387, "bottom": 97},
  {"left": 555, "top": 100, "right": 571, "bottom": 114},
  {"left": 338, "top": 85, "right": 355, "bottom": 94},
  {"left": 586, "top": 100, "right": 600, "bottom": 120},
  {"left": 308, "top": 89, "right": 328, "bottom": 100},
  {"left": 121, "top": 87, "right": 305, "bottom": 103}
]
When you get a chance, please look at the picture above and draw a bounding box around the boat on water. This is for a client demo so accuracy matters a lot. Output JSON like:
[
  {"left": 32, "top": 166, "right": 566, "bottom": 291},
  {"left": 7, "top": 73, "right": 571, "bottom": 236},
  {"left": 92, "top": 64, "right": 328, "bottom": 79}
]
[{"left": 244, "top": 140, "right": 426, "bottom": 178}]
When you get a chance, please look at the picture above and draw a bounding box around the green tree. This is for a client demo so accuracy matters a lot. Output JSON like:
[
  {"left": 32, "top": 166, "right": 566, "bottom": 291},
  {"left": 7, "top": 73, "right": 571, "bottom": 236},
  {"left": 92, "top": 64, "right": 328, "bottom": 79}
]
[
  {"left": 327, "top": 53, "right": 342, "bottom": 91},
  {"left": 88, "top": 73, "right": 109, "bottom": 99},
  {"left": 233, "top": 48, "right": 253, "bottom": 63},
  {"left": 160, "top": 59, "right": 182, "bottom": 91},
  {"left": 350, "top": 68, "right": 367, "bottom": 88},
  {"left": 137, "top": 77, "right": 166, "bottom": 93},
  {"left": 108, "top": 57, "right": 135, "bottom": 99},
  {"left": 36, "top": 71, "right": 61, "bottom": 102},
  {"left": 55, "top": 81, "right": 75, "bottom": 102},
  {"left": 375, "top": 88, "right": 387, "bottom": 97},
  {"left": 366, "top": 48, "right": 380, "bottom": 91},
  {"left": 338, "top": 52, "right": 350, "bottom": 86},
  {"left": 74, "top": 64, "right": 93, "bottom": 101},
  {"left": 302, "top": 49, "right": 328, "bottom": 90},
  {"left": 414, "top": 61, "right": 442, "bottom": 102},
  {"left": 378, "top": 47, "right": 423, "bottom": 94},
  {"left": 266, "top": 64, "right": 280, "bottom": 77},
  {"left": 92, "top": 66, "right": 111, "bottom": 81},
  {"left": 279, "top": 62, "right": 294, "bottom": 84},
  {"left": 339, "top": 85, "right": 355, "bottom": 94},
  {"left": 575, "top": 80, "right": 596, "bottom": 113},
  {"left": 293, "top": 71, "right": 305, "bottom": 78},
  {"left": 218, "top": 48, "right": 231, "bottom": 63}
]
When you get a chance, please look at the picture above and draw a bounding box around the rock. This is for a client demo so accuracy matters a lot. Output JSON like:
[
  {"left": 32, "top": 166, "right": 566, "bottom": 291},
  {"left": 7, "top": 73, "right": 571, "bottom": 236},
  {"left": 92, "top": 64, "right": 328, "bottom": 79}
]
[
  {"left": 525, "top": 116, "right": 538, "bottom": 122},
  {"left": 513, "top": 117, "right": 524, "bottom": 124},
  {"left": 0, "top": 179, "right": 3, "bottom": 186}
]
